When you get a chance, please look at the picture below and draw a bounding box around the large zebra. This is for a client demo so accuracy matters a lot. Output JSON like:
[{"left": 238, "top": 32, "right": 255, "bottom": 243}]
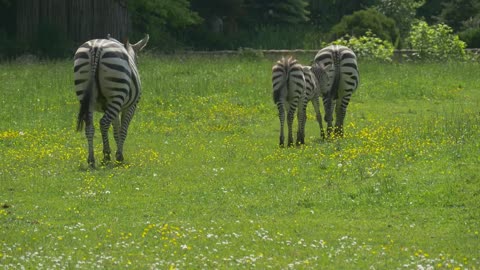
[
  {"left": 312, "top": 45, "right": 359, "bottom": 137},
  {"left": 74, "top": 34, "right": 149, "bottom": 167},
  {"left": 272, "top": 56, "right": 306, "bottom": 147}
]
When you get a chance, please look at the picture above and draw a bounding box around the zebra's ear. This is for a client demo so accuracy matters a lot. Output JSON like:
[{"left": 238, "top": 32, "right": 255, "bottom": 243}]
[{"left": 132, "top": 34, "right": 149, "bottom": 53}]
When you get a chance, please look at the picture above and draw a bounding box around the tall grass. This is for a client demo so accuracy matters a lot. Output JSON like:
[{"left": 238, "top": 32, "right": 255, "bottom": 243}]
[{"left": 0, "top": 56, "right": 479, "bottom": 269}]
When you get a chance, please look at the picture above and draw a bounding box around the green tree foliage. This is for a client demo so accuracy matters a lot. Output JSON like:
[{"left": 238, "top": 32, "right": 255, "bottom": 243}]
[
  {"left": 436, "top": 0, "right": 480, "bottom": 31},
  {"left": 375, "top": 0, "right": 425, "bottom": 47},
  {"left": 329, "top": 30, "right": 394, "bottom": 61},
  {"left": 408, "top": 21, "right": 466, "bottom": 60},
  {"left": 128, "top": 0, "right": 202, "bottom": 50},
  {"left": 309, "top": 0, "right": 376, "bottom": 29},
  {"left": 330, "top": 8, "right": 400, "bottom": 47},
  {"left": 459, "top": 27, "right": 480, "bottom": 48},
  {"left": 269, "top": 0, "right": 310, "bottom": 24},
  {"left": 245, "top": 0, "right": 310, "bottom": 25}
]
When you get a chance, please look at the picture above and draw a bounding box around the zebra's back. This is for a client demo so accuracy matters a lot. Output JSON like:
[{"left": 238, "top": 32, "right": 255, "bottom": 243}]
[
  {"left": 272, "top": 56, "right": 307, "bottom": 146},
  {"left": 313, "top": 45, "right": 359, "bottom": 137},
  {"left": 272, "top": 57, "right": 305, "bottom": 106},
  {"left": 73, "top": 39, "right": 141, "bottom": 114},
  {"left": 314, "top": 45, "right": 359, "bottom": 98},
  {"left": 73, "top": 34, "right": 148, "bottom": 167}
]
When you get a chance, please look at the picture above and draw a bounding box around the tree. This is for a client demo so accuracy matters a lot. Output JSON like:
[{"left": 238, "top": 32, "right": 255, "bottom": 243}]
[
  {"left": 330, "top": 8, "right": 400, "bottom": 46},
  {"left": 375, "top": 0, "right": 425, "bottom": 47},
  {"left": 128, "top": 0, "right": 201, "bottom": 50},
  {"left": 416, "top": 0, "right": 448, "bottom": 24},
  {"left": 309, "top": 0, "right": 376, "bottom": 29},
  {"left": 436, "top": 0, "right": 480, "bottom": 31},
  {"left": 242, "top": 0, "right": 310, "bottom": 25}
]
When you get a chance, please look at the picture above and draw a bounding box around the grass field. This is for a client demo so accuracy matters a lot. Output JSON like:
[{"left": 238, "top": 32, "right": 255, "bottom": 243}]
[{"left": 1, "top": 54, "right": 479, "bottom": 269}]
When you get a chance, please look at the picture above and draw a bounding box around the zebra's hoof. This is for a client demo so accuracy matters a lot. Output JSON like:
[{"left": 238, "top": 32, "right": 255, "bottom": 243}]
[
  {"left": 116, "top": 152, "right": 124, "bottom": 162},
  {"left": 88, "top": 161, "right": 95, "bottom": 169}
]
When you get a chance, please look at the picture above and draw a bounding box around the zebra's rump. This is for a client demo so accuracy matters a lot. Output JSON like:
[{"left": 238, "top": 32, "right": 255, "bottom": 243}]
[
  {"left": 314, "top": 45, "right": 359, "bottom": 98},
  {"left": 73, "top": 39, "right": 141, "bottom": 113},
  {"left": 272, "top": 57, "right": 305, "bottom": 105}
]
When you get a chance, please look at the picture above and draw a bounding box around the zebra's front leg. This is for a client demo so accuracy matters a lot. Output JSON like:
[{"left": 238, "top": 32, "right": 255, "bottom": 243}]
[
  {"left": 85, "top": 112, "right": 95, "bottom": 167},
  {"left": 116, "top": 105, "right": 137, "bottom": 162},
  {"left": 100, "top": 113, "right": 114, "bottom": 164}
]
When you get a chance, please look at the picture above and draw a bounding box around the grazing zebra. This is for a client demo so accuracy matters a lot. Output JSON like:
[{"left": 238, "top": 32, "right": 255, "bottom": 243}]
[
  {"left": 297, "top": 64, "right": 330, "bottom": 141},
  {"left": 272, "top": 56, "right": 306, "bottom": 147},
  {"left": 74, "top": 34, "right": 149, "bottom": 167},
  {"left": 312, "top": 45, "right": 359, "bottom": 137}
]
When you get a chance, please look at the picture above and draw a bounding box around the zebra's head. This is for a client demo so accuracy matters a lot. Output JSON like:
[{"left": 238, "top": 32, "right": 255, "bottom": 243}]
[{"left": 125, "top": 34, "right": 149, "bottom": 64}]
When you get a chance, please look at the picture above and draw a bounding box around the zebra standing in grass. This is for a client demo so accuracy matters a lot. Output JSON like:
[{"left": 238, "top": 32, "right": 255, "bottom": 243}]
[
  {"left": 74, "top": 34, "right": 149, "bottom": 167},
  {"left": 272, "top": 56, "right": 306, "bottom": 147},
  {"left": 312, "top": 45, "right": 359, "bottom": 137},
  {"left": 297, "top": 64, "right": 330, "bottom": 142}
]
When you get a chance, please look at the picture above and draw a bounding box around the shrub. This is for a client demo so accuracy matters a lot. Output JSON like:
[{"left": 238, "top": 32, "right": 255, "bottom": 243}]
[
  {"left": 328, "top": 31, "right": 394, "bottom": 62},
  {"left": 330, "top": 8, "right": 400, "bottom": 47},
  {"left": 408, "top": 21, "right": 467, "bottom": 61}
]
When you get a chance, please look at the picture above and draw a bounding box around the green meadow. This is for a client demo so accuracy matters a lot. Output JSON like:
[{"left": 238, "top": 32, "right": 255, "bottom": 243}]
[{"left": 1, "top": 54, "right": 479, "bottom": 269}]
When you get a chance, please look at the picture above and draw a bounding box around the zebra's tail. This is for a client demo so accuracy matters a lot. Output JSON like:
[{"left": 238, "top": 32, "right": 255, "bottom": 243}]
[
  {"left": 77, "top": 47, "right": 101, "bottom": 132},
  {"left": 331, "top": 52, "right": 341, "bottom": 100},
  {"left": 273, "top": 57, "right": 293, "bottom": 103},
  {"left": 76, "top": 79, "right": 92, "bottom": 132}
]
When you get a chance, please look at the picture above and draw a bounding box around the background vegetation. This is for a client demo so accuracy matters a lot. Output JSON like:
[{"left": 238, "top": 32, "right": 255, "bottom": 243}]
[
  {"left": 1, "top": 54, "right": 479, "bottom": 269},
  {"left": 1, "top": 0, "right": 480, "bottom": 58}
]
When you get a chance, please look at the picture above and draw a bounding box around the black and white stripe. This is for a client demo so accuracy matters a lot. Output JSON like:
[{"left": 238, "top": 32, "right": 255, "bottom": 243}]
[
  {"left": 272, "top": 57, "right": 306, "bottom": 147},
  {"left": 74, "top": 34, "right": 149, "bottom": 167},
  {"left": 312, "top": 45, "right": 359, "bottom": 137}
]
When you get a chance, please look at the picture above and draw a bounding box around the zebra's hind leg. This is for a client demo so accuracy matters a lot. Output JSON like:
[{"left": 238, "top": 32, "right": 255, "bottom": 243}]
[
  {"left": 334, "top": 98, "right": 347, "bottom": 138},
  {"left": 296, "top": 105, "right": 307, "bottom": 145},
  {"left": 115, "top": 105, "right": 138, "bottom": 162},
  {"left": 312, "top": 97, "right": 325, "bottom": 140},
  {"left": 99, "top": 113, "right": 114, "bottom": 164},
  {"left": 287, "top": 107, "right": 295, "bottom": 147},
  {"left": 277, "top": 102, "right": 285, "bottom": 147},
  {"left": 112, "top": 116, "right": 121, "bottom": 159},
  {"left": 85, "top": 111, "right": 95, "bottom": 168},
  {"left": 323, "top": 96, "right": 335, "bottom": 138}
]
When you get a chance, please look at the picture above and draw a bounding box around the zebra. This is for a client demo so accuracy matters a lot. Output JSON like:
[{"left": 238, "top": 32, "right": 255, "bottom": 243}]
[
  {"left": 272, "top": 56, "right": 306, "bottom": 147},
  {"left": 297, "top": 64, "right": 330, "bottom": 142},
  {"left": 312, "top": 45, "right": 359, "bottom": 137},
  {"left": 74, "top": 34, "right": 149, "bottom": 167}
]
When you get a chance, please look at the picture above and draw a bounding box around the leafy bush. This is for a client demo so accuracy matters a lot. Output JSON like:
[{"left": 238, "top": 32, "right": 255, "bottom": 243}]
[
  {"left": 328, "top": 31, "right": 394, "bottom": 62},
  {"left": 408, "top": 21, "right": 467, "bottom": 60},
  {"left": 330, "top": 8, "right": 400, "bottom": 47}
]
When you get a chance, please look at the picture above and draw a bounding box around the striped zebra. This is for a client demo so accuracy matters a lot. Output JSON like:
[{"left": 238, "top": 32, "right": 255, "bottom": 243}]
[
  {"left": 312, "top": 45, "right": 359, "bottom": 137},
  {"left": 297, "top": 64, "right": 330, "bottom": 141},
  {"left": 272, "top": 56, "right": 306, "bottom": 147},
  {"left": 74, "top": 34, "right": 149, "bottom": 167}
]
